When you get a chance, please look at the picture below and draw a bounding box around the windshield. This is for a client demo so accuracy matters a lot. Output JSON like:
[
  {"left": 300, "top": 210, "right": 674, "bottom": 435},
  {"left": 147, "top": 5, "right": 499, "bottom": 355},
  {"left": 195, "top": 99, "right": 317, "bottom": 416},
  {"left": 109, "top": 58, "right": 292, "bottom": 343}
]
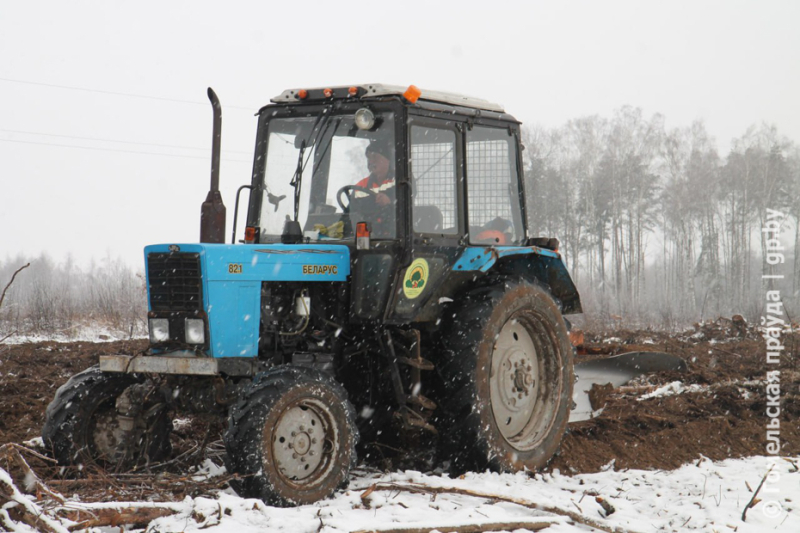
[{"left": 256, "top": 111, "right": 396, "bottom": 242}]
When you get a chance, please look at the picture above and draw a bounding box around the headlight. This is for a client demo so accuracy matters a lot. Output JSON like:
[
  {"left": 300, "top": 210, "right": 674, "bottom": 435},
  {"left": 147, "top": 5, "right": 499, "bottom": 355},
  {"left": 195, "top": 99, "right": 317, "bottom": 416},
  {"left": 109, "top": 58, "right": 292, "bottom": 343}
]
[
  {"left": 354, "top": 108, "right": 375, "bottom": 130},
  {"left": 149, "top": 318, "right": 169, "bottom": 343},
  {"left": 185, "top": 318, "right": 205, "bottom": 344}
]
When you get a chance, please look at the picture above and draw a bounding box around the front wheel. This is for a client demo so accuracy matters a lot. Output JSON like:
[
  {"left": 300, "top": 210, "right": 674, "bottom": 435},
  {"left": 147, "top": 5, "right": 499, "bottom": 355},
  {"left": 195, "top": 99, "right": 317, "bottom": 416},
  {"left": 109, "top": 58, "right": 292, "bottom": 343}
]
[
  {"left": 224, "top": 367, "right": 358, "bottom": 506},
  {"left": 436, "top": 280, "right": 573, "bottom": 473},
  {"left": 42, "top": 366, "right": 172, "bottom": 470}
]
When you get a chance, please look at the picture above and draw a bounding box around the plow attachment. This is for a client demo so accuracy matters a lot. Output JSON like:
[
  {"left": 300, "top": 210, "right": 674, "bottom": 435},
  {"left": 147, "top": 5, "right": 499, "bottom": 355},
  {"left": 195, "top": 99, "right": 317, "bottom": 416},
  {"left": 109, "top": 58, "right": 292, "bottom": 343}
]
[{"left": 570, "top": 351, "right": 688, "bottom": 422}]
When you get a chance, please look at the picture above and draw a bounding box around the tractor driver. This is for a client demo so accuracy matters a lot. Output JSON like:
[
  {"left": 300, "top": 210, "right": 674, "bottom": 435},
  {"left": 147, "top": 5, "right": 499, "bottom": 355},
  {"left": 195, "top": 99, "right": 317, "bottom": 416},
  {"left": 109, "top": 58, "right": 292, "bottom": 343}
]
[
  {"left": 352, "top": 139, "right": 396, "bottom": 234},
  {"left": 355, "top": 139, "right": 395, "bottom": 205}
]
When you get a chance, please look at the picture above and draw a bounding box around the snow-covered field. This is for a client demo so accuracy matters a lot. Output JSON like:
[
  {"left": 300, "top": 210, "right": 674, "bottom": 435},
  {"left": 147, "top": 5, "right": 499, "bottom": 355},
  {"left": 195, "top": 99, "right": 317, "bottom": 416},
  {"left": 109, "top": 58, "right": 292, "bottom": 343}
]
[
  {"left": 3, "top": 455, "right": 797, "bottom": 532},
  {"left": 145, "top": 455, "right": 800, "bottom": 533}
]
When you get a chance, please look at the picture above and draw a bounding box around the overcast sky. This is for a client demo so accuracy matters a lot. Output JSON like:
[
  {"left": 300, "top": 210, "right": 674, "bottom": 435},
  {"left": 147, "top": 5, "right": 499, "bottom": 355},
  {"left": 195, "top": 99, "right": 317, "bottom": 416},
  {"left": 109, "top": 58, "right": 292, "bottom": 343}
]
[{"left": 2, "top": 0, "right": 799, "bottom": 269}]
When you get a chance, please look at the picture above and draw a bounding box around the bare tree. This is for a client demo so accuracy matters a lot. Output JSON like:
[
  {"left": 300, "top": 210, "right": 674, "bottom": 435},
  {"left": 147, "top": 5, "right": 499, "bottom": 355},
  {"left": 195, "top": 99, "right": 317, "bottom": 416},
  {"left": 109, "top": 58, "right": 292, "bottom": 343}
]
[{"left": 0, "top": 262, "right": 31, "bottom": 342}]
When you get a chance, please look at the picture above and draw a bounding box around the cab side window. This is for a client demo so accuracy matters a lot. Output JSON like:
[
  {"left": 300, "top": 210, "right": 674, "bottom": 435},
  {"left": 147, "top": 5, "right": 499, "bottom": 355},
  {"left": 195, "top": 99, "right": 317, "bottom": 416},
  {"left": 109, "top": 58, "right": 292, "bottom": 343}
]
[
  {"left": 410, "top": 125, "right": 459, "bottom": 235},
  {"left": 466, "top": 126, "right": 524, "bottom": 245}
]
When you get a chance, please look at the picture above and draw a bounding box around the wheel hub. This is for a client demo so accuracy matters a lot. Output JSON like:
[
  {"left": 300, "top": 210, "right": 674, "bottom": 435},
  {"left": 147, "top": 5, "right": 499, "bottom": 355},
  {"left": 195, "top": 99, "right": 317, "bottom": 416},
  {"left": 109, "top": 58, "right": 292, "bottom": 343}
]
[
  {"left": 93, "top": 411, "right": 129, "bottom": 462},
  {"left": 273, "top": 404, "right": 327, "bottom": 481},
  {"left": 293, "top": 432, "right": 311, "bottom": 455},
  {"left": 490, "top": 319, "right": 541, "bottom": 440},
  {"left": 513, "top": 367, "right": 535, "bottom": 392}
]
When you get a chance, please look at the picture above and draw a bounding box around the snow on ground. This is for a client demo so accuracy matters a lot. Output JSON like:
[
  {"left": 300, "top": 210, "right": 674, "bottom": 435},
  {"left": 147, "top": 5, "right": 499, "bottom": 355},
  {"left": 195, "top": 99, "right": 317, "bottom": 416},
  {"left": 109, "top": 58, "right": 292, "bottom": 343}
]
[
  {"left": 1, "top": 324, "right": 145, "bottom": 344},
  {"left": 171, "top": 455, "right": 800, "bottom": 532},
  {"left": 6, "top": 455, "right": 790, "bottom": 533},
  {"left": 633, "top": 378, "right": 763, "bottom": 402},
  {"left": 637, "top": 380, "right": 707, "bottom": 401}
]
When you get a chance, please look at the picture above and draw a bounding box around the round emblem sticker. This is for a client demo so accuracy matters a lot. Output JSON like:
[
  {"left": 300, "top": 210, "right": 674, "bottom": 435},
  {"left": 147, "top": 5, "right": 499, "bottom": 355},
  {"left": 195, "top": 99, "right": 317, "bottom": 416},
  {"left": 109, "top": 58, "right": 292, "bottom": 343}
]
[{"left": 403, "top": 258, "right": 429, "bottom": 299}]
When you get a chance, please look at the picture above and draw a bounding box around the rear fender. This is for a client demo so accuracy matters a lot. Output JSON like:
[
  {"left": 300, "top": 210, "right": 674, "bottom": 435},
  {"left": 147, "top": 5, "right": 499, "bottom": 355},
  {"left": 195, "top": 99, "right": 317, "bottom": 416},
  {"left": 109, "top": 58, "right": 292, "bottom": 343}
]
[{"left": 452, "top": 246, "right": 581, "bottom": 314}]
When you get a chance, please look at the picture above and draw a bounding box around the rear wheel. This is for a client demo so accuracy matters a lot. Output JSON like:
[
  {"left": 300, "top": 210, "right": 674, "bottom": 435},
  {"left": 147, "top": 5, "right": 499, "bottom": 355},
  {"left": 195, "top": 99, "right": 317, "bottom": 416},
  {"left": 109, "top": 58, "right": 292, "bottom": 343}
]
[
  {"left": 42, "top": 366, "right": 172, "bottom": 470},
  {"left": 436, "top": 280, "right": 573, "bottom": 473},
  {"left": 224, "top": 367, "right": 358, "bottom": 506}
]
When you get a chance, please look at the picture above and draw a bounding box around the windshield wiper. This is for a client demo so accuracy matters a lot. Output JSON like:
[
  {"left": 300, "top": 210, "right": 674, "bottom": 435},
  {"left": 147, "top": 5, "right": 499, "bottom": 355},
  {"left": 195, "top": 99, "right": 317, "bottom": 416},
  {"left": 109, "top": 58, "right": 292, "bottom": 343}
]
[{"left": 290, "top": 106, "right": 334, "bottom": 222}]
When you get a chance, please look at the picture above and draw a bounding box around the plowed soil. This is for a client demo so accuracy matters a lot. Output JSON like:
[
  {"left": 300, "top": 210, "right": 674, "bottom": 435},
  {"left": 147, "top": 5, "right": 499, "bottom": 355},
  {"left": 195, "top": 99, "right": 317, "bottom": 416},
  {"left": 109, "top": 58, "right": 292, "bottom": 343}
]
[
  {"left": 553, "top": 326, "right": 800, "bottom": 473},
  {"left": 1, "top": 323, "right": 798, "bottom": 502}
]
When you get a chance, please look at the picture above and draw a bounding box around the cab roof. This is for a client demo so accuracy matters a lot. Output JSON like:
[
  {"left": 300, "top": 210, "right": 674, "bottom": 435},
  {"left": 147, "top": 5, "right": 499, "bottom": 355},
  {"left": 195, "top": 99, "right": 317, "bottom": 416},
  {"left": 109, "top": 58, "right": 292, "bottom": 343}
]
[{"left": 271, "top": 83, "right": 505, "bottom": 113}]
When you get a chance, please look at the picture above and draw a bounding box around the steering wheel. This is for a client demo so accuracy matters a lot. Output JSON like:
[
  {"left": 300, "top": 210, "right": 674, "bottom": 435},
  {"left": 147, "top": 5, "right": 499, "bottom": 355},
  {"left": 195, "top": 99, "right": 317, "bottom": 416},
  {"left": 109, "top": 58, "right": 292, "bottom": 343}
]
[{"left": 336, "top": 185, "right": 377, "bottom": 212}]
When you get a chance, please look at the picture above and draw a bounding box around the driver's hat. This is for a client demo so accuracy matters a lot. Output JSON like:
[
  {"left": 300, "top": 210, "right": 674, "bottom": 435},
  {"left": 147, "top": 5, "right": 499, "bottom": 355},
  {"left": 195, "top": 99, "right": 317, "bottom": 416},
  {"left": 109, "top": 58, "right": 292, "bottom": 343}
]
[{"left": 365, "top": 138, "right": 392, "bottom": 159}]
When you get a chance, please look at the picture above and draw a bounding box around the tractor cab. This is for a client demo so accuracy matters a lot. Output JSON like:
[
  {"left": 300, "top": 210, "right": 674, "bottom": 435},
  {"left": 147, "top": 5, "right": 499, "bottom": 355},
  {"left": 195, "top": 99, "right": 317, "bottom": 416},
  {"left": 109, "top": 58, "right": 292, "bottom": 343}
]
[{"left": 247, "top": 84, "right": 523, "bottom": 244}]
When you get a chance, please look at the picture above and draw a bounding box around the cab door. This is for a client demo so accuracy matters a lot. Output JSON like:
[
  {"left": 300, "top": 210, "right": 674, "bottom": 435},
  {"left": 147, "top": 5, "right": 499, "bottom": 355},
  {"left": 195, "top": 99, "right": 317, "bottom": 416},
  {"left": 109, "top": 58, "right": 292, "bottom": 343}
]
[{"left": 389, "top": 117, "right": 465, "bottom": 322}]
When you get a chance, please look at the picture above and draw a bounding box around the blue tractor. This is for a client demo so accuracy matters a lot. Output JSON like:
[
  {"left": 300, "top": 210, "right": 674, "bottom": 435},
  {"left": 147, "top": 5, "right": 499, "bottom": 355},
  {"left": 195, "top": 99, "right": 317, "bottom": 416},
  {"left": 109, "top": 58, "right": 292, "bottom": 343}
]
[{"left": 42, "top": 84, "right": 582, "bottom": 506}]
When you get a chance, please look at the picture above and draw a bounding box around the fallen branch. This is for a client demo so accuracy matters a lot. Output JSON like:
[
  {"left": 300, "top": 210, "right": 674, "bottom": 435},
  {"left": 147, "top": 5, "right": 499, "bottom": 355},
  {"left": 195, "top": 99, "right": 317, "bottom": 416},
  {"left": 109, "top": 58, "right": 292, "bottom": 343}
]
[
  {"left": 352, "top": 520, "right": 554, "bottom": 533},
  {"left": 0, "top": 444, "right": 183, "bottom": 532},
  {"left": 0, "top": 442, "right": 59, "bottom": 465},
  {"left": 360, "top": 483, "right": 377, "bottom": 507},
  {"left": 355, "top": 482, "right": 641, "bottom": 533},
  {"left": 2, "top": 444, "right": 65, "bottom": 504},
  {"left": 0, "top": 466, "right": 70, "bottom": 533},
  {"left": 45, "top": 470, "right": 236, "bottom": 504},
  {"left": 64, "top": 507, "right": 177, "bottom": 531},
  {"left": 742, "top": 465, "right": 773, "bottom": 522},
  {"left": 709, "top": 346, "right": 746, "bottom": 359}
]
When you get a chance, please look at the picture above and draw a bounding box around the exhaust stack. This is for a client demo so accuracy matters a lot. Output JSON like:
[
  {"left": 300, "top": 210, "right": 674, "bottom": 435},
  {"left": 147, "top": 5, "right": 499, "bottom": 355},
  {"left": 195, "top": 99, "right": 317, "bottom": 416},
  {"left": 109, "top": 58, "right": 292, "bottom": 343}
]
[{"left": 200, "top": 87, "right": 226, "bottom": 243}]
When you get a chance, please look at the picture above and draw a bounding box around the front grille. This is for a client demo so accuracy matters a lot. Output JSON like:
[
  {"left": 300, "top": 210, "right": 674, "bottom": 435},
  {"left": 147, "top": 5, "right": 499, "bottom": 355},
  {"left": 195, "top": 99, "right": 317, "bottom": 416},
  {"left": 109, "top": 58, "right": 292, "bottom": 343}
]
[{"left": 147, "top": 253, "right": 203, "bottom": 312}]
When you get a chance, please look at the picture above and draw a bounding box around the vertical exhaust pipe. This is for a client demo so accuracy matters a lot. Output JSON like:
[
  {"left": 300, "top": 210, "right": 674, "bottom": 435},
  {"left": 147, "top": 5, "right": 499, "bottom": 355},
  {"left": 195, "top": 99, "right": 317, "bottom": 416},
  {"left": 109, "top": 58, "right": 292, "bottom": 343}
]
[{"left": 200, "top": 87, "right": 226, "bottom": 243}]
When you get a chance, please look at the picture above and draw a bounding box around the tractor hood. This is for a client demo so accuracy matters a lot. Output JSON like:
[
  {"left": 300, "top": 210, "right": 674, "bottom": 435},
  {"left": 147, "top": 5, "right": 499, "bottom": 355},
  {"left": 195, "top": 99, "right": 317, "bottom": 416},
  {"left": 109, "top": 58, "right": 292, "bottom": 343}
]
[{"left": 143, "top": 243, "right": 350, "bottom": 358}]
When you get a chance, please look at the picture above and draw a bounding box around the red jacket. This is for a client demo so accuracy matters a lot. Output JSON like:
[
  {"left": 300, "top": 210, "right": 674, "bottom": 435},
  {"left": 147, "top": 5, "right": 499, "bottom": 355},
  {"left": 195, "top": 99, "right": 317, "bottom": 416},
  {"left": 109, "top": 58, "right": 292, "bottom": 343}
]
[{"left": 355, "top": 175, "right": 395, "bottom": 196}]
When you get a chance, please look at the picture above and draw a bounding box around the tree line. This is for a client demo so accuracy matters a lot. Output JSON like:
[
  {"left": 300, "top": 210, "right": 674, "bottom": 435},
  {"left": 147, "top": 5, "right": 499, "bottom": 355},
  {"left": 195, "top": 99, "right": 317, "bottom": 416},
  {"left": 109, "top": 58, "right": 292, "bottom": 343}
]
[
  {"left": 0, "top": 254, "right": 145, "bottom": 337},
  {"left": 522, "top": 107, "right": 799, "bottom": 328}
]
